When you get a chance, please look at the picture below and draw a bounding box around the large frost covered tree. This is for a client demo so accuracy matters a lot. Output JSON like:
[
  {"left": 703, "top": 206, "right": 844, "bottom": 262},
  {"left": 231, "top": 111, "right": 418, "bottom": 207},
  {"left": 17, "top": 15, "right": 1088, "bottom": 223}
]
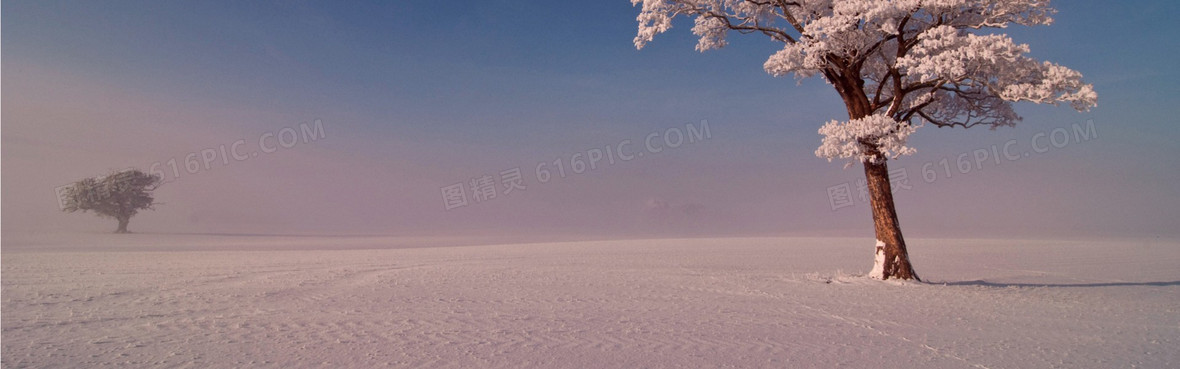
[{"left": 632, "top": 0, "right": 1096, "bottom": 280}]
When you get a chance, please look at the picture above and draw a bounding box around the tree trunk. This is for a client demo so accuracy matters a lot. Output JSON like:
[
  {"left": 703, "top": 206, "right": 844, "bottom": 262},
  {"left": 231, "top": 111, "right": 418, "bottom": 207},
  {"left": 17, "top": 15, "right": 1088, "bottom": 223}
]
[
  {"left": 863, "top": 159, "right": 919, "bottom": 281},
  {"left": 115, "top": 216, "right": 130, "bottom": 234},
  {"left": 831, "top": 71, "right": 919, "bottom": 280}
]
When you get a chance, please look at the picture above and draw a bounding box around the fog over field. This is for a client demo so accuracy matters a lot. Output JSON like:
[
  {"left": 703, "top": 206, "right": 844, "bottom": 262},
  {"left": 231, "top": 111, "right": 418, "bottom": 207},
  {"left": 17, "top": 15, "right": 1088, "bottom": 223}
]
[{"left": 4, "top": 1, "right": 1179, "bottom": 368}]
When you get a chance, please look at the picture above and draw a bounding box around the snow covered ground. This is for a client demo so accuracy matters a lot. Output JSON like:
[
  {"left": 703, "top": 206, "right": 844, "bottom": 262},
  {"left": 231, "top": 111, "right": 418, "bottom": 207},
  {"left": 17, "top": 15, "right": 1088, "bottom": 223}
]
[{"left": 3, "top": 234, "right": 1177, "bottom": 368}]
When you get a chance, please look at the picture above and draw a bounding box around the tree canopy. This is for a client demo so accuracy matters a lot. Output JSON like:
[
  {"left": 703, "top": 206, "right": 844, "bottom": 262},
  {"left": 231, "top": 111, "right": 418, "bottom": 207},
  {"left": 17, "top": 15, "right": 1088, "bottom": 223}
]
[
  {"left": 633, "top": 0, "right": 1096, "bottom": 165},
  {"left": 60, "top": 169, "right": 162, "bottom": 233}
]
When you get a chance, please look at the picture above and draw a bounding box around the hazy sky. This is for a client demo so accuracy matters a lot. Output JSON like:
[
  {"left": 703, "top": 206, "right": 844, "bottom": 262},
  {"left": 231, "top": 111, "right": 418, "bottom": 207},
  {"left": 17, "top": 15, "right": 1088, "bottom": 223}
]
[{"left": 4, "top": 1, "right": 1179, "bottom": 239}]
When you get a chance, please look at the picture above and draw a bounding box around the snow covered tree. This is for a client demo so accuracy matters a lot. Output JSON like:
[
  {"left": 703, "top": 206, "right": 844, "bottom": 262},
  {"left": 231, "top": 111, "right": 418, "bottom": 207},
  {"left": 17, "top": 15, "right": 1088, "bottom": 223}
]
[
  {"left": 60, "top": 169, "right": 163, "bottom": 233},
  {"left": 632, "top": 0, "right": 1096, "bottom": 280}
]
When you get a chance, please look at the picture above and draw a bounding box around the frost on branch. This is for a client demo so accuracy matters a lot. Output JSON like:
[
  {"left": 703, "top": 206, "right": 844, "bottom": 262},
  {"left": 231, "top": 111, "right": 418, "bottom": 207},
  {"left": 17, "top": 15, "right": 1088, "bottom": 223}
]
[
  {"left": 898, "top": 25, "right": 1099, "bottom": 119},
  {"left": 692, "top": 16, "right": 729, "bottom": 51},
  {"left": 632, "top": 0, "right": 675, "bottom": 49},
  {"left": 632, "top": 0, "right": 1097, "bottom": 130},
  {"left": 816, "top": 114, "right": 918, "bottom": 167}
]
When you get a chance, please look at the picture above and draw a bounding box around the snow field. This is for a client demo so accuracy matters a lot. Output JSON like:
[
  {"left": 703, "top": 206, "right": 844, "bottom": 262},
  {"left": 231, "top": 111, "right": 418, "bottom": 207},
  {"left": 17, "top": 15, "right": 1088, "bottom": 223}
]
[{"left": 3, "top": 236, "right": 1177, "bottom": 368}]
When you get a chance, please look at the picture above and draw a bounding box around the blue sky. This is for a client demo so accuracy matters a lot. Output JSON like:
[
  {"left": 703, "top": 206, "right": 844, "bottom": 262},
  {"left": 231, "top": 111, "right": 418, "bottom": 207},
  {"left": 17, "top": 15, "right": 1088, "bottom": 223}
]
[{"left": 4, "top": 1, "right": 1179, "bottom": 239}]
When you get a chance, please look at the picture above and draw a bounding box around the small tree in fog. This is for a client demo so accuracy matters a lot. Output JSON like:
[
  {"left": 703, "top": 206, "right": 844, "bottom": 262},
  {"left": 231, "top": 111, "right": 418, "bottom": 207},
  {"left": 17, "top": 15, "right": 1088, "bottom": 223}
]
[
  {"left": 60, "top": 169, "right": 163, "bottom": 233},
  {"left": 631, "top": 0, "right": 1096, "bottom": 280}
]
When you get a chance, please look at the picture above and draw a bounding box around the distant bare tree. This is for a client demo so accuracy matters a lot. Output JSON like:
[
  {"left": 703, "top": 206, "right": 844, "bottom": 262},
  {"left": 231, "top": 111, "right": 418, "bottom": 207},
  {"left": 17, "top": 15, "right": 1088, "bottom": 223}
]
[{"left": 61, "top": 169, "right": 163, "bottom": 233}]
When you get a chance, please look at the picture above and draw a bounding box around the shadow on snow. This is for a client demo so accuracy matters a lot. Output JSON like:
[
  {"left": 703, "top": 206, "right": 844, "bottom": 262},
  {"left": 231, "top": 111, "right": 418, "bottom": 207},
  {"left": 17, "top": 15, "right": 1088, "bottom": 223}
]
[{"left": 940, "top": 280, "right": 1180, "bottom": 288}]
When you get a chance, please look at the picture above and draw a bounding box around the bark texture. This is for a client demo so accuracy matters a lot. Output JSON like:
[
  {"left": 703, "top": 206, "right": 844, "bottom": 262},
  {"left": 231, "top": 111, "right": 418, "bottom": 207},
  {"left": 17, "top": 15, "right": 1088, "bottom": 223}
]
[
  {"left": 863, "top": 160, "right": 919, "bottom": 280},
  {"left": 836, "top": 73, "right": 920, "bottom": 281}
]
